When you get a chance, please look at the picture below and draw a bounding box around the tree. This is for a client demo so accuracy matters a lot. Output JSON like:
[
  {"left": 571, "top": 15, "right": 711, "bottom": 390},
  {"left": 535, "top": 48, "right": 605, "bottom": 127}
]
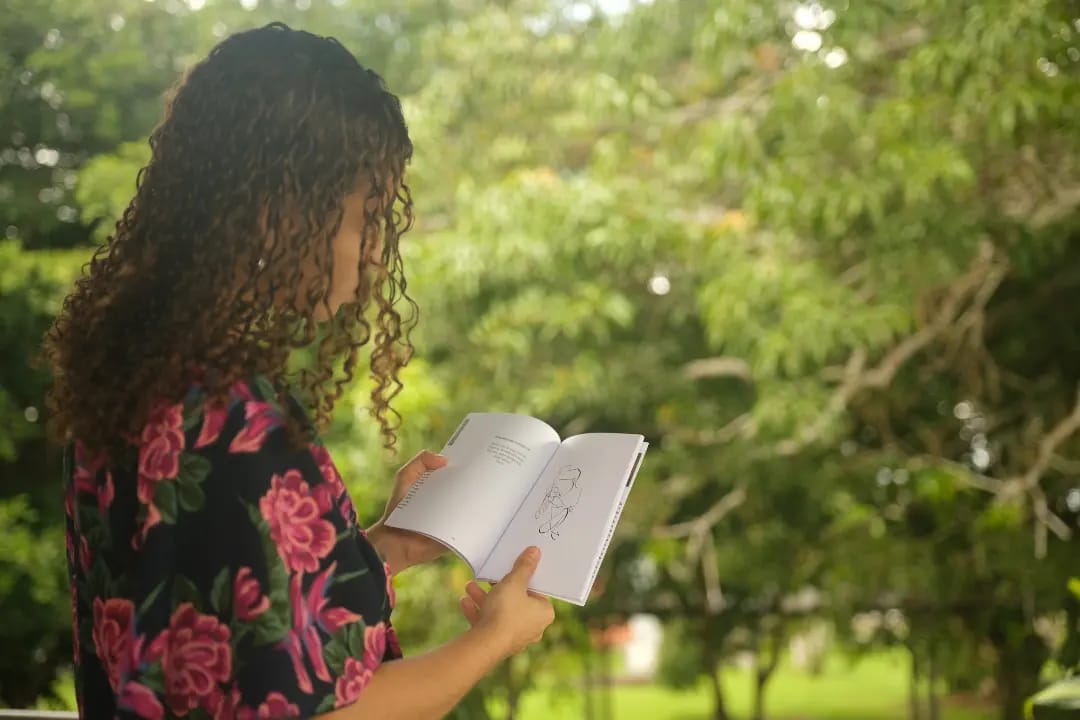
[
  {"left": 389, "top": 1, "right": 1080, "bottom": 718},
  {"left": 3, "top": 1, "right": 1079, "bottom": 717}
]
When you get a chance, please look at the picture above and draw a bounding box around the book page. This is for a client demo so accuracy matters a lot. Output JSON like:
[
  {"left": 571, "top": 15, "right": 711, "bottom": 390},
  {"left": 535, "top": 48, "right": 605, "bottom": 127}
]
[
  {"left": 385, "top": 413, "right": 560, "bottom": 571},
  {"left": 477, "top": 433, "right": 644, "bottom": 601}
]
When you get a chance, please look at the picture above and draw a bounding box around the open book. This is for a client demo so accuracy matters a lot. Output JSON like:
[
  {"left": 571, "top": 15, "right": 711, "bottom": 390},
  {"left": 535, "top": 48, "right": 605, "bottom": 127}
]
[{"left": 385, "top": 413, "right": 648, "bottom": 605}]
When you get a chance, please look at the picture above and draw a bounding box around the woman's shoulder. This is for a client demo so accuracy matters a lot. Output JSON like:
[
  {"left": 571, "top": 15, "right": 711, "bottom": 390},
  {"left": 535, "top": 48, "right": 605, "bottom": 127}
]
[
  {"left": 119, "top": 372, "right": 318, "bottom": 479},
  {"left": 72, "top": 372, "right": 334, "bottom": 487},
  {"left": 176, "top": 374, "right": 292, "bottom": 449},
  {"left": 133, "top": 374, "right": 348, "bottom": 541},
  {"left": 71, "top": 375, "right": 290, "bottom": 457},
  {"left": 137, "top": 371, "right": 308, "bottom": 451}
]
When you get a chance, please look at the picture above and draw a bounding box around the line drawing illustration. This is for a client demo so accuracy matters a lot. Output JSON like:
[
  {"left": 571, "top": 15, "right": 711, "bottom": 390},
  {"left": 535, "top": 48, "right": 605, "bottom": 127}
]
[{"left": 535, "top": 465, "right": 582, "bottom": 540}]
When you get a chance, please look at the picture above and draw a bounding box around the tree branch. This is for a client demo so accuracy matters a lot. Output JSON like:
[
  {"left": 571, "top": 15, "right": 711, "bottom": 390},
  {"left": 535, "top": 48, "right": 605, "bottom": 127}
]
[
  {"left": 995, "top": 385, "right": 1080, "bottom": 554},
  {"left": 758, "top": 618, "right": 786, "bottom": 683},
  {"left": 668, "top": 76, "right": 775, "bottom": 126},
  {"left": 654, "top": 486, "right": 748, "bottom": 539},
  {"left": 1015, "top": 385, "right": 1080, "bottom": 493},
  {"left": 669, "top": 413, "right": 753, "bottom": 446},
  {"left": 1010, "top": 180, "right": 1080, "bottom": 230},
  {"left": 654, "top": 486, "right": 745, "bottom": 611},
  {"left": 1029, "top": 485, "right": 1072, "bottom": 557},
  {"left": 1049, "top": 454, "right": 1080, "bottom": 474},
  {"left": 701, "top": 532, "right": 725, "bottom": 614},
  {"left": 902, "top": 455, "right": 1005, "bottom": 494},
  {"left": 773, "top": 242, "right": 1002, "bottom": 457},
  {"left": 684, "top": 356, "right": 754, "bottom": 382}
]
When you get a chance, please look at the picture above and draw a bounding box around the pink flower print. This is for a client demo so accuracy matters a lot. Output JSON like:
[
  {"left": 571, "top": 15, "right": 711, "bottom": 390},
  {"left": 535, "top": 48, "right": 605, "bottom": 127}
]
[
  {"left": 208, "top": 685, "right": 265, "bottom": 720},
  {"left": 229, "top": 401, "right": 280, "bottom": 453},
  {"left": 78, "top": 535, "right": 92, "bottom": 575},
  {"left": 311, "top": 484, "right": 336, "bottom": 517},
  {"left": 74, "top": 440, "right": 105, "bottom": 497},
  {"left": 334, "top": 656, "right": 373, "bottom": 709},
  {"left": 99, "top": 471, "right": 115, "bottom": 516},
  {"left": 310, "top": 443, "right": 355, "bottom": 524},
  {"left": 65, "top": 526, "right": 75, "bottom": 566},
  {"left": 259, "top": 470, "right": 335, "bottom": 574},
  {"left": 384, "top": 563, "right": 396, "bottom": 610},
  {"left": 256, "top": 692, "right": 300, "bottom": 718},
  {"left": 204, "top": 693, "right": 282, "bottom": 720},
  {"left": 143, "top": 603, "right": 232, "bottom": 717},
  {"left": 69, "top": 583, "right": 80, "bottom": 662},
  {"left": 362, "top": 622, "right": 387, "bottom": 670},
  {"left": 281, "top": 561, "right": 361, "bottom": 694},
  {"left": 231, "top": 379, "right": 257, "bottom": 403},
  {"left": 137, "top": 402, "right": 185, "bottom": 504},
  {"left": 305, "top": 561, "right": 363, "bottom": 634},
  {"left": 386, "top": 624, "right": 402, "bottom": 658},
  {"left": 92, "top": 597, "right": 135, "bottom": 693},
  {"left": 338, "top": 492, "right": 358, "bottom": 526},
  {"left": 133, "top": 501, "right": 163, "bottom": 550},
  {"left": 234, "top": 567, "right": 269, "bottom": 621},
  {"left": 309, "top": 444, "right": 344, "bottom": 497},
  {"left": 195, "top": 402, "right": 228, "bottom": 449},
  {"left": 281, "top": 629, "right": 315, "bottom": 695},
  {"left": 205, "top": 685, "right": 252, "bottom": 720},
  {"left": 118, "top": 681, "right": 165, "bottom": 720}
]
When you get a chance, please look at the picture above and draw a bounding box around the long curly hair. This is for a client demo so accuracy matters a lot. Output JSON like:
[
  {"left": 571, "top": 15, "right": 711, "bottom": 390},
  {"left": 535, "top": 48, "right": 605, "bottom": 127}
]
[{"left": 42, "top": 22, "right": 416, "bottom": 455}]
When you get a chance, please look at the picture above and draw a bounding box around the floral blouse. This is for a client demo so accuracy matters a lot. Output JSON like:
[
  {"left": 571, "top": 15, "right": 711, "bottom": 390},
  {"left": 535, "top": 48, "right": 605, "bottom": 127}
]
[{"left": 63, "top": 376, "right": 401, "bottom": 719}]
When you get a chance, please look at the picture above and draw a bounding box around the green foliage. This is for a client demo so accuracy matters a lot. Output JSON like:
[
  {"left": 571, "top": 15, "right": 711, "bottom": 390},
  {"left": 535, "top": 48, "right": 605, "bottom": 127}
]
[
  {"left": 1029, "top": 677, "right": 1080, "bottom": 720},
  {"left": 2, "top": 0, "right": 1079, "bottom": 716},
  {"left": 0, "top": 497, "right": 70, "bottom": 707},
  {"left": 658, "top": 620, "right": 707, "bottom": 690}
]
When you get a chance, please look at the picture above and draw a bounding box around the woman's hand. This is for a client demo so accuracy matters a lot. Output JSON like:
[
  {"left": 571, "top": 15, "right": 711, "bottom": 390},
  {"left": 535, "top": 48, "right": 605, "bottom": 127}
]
[
  {"left": 459, "top": 547, "right": 555, "bottom": 661},
  {"left": 314, "top": 547, "right": 552, "bottom": 720},
  {"left": 367, "top": 450, "right": 449, "bottom": 574}
]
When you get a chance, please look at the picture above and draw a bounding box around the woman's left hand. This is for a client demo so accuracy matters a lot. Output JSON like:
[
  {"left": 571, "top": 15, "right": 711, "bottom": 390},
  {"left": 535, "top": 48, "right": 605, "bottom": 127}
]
[{"left": 367, "top": 450, "right": 449, "bottom": 574}]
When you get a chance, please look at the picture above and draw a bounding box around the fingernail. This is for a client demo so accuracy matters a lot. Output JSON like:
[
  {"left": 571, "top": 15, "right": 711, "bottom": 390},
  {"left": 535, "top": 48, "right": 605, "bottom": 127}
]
[{"left": 527, "top": 546, "right": 540, "bottom": 560}]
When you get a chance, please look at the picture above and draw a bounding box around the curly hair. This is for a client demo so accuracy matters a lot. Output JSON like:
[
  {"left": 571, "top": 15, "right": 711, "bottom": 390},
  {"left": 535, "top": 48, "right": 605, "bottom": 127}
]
[{"left": 42, "top": 22, "right": 416, "bottom": 455}]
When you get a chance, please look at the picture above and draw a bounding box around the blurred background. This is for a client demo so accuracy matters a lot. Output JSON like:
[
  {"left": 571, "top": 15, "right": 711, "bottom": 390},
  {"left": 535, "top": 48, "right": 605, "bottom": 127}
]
[{"left": 2, "top": 0, "right": 1079, "bottom": 718}]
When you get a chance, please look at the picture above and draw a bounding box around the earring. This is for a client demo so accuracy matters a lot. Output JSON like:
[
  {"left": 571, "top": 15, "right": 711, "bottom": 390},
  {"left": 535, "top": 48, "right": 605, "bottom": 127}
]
[{"left": 256, "top": 257, "right": 267, "bottom": 270}]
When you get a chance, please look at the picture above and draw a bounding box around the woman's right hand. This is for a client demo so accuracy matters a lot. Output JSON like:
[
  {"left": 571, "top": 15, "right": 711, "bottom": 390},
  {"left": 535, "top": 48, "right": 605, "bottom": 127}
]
[
  {"left": 459, "top": 546, "right": 555, "bottom": 660},
  {"left": 323, "top": 546, "right": 554, "bottom": 719}
]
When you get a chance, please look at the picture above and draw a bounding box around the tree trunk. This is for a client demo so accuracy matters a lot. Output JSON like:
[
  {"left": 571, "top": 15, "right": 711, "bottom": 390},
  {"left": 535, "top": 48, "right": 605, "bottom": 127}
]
[
  {"left": 909, "top": 643, "right": 923, "bottom": 720},
  {"left": 752, "top": 671, "right": 768, "bottom": 720},
  {"left": 751, "top": 620, "right": 786, "bottom": 720},
  {"left": 584, "top": 645, "right": 596, "bottom": 720},
  {"left": 992, "top": 620, "right": 1049, "bottom": 720},
  {"left": 703, "top": 639, "right": 730, "bottom": 720},
  {"left": 996, "top": 652, "right": 1040, "bottom": 720},
  {"left": 927, "top": 640, "right": 940, "bottom": 720},
  {"left": 602, "top": 645, "right": 615, "bottom": 720},
  {"left": 708, "top": 666, "right": 730, "bottom": 720},
  {"left": 702, "top": 611, "right": 730, "bottom": 720}
]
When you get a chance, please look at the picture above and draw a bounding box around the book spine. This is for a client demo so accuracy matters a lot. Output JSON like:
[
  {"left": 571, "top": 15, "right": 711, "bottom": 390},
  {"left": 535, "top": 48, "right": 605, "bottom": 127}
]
[{"left": 582, "top": 491, "right": 630, "bottom": 602}]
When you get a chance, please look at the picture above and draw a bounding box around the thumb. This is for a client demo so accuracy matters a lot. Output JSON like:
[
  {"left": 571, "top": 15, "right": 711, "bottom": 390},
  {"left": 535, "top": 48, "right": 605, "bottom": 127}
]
[
  {"left": 503, "top": 546, "right": 541, "bottom": 588},
  {"left": 399, "top": 450, "right": 448, "bottom": 483}
]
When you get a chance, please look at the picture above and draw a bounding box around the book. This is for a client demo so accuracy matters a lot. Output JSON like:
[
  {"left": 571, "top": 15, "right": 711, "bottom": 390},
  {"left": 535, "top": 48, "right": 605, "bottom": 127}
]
[{"left": 385, "top": 412, "right": 648, "bottom": 605}]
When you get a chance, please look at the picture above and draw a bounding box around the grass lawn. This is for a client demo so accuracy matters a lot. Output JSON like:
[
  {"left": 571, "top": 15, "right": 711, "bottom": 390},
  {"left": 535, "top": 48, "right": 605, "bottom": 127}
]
[{"left": 515, "top": 652, "right": 996, "bottom": 720}]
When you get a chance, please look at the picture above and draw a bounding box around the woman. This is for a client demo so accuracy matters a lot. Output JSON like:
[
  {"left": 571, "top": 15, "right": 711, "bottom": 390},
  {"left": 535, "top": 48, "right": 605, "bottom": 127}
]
[{"left": 44, "top": 22, "right": 553, "bottom": 719}]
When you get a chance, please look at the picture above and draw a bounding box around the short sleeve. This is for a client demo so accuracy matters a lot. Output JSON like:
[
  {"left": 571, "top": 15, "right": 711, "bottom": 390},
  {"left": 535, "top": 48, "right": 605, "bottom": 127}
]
[{"left": 118, "top": 381, "right": 399, "bottom": 719}]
